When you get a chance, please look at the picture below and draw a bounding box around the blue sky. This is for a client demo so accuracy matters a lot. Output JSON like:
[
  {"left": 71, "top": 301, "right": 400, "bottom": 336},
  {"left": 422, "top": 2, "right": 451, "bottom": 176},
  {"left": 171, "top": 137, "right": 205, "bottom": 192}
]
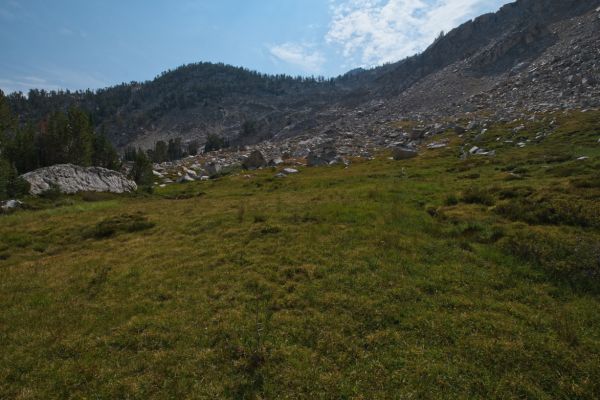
[{"left": 0, "top": 0, "right": 512, "bottom": 94}]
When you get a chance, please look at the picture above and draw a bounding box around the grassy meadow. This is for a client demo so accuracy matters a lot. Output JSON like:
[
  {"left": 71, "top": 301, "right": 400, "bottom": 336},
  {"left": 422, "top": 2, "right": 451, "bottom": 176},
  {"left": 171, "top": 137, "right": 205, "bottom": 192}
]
[{"left": 1, "top": 111, "right": 600, "bottom": 399}]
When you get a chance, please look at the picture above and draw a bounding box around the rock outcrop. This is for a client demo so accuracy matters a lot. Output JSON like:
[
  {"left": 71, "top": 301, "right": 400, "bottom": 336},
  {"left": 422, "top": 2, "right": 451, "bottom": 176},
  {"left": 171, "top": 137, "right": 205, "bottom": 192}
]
[
  {"left": 392, "top": 146, "right": 418, "bottom": 161},
  {"left": 21, "top": 164, "right": 137, "bottom": 195},
  {"left": 0, "top": 200, "right": 23, "bottom": 213},
  {"left": 242, "top": 150, "right": 267, "bottom": 170}
]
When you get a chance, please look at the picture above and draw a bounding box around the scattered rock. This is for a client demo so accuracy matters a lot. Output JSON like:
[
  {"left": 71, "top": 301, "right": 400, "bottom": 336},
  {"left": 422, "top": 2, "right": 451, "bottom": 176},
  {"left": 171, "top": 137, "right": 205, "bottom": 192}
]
[
  {"left": 204, "top": 162, "right": 222, "bottom": 176},
  {"left": 469, "top": 146, "right": 496, "bottom": 156},
  {"left": 1, "top": 199, "right": 23, "bottom": 213},
  {"left": 268, "top": 157, "right": 283, "bottom": 166},
  {"left": 177, "top": 174, "right": 196, "bottom": 183},
  {"left": 392, "top": 146, "right": 418, "bottom": 160},
  {"left": 427, "top": 140, "right": 449, "bottom": 149},
  {"left": 454, "top": 126, "right": 467, "bottom": 134},
  {"left": 242, "top": 150, "right": 267, "bottom": 170},
  {"left": 307, "top": 152, "right": 329, "bottom": 167},
  {"left": 282, "top": 168, "right": 299, "bottom": 174}
]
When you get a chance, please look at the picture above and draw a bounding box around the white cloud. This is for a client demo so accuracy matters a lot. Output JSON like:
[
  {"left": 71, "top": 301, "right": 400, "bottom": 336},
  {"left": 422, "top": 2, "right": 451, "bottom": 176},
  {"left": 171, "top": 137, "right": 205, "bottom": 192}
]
[
  {"left": 268, "top": 43, "right": 326, "bottom": 73},
  {"left": 0, "top": 77, "right": 62, "bottom": 94},
  {"left": 325, "top": 0, "right": 495, "bottom": 67}
]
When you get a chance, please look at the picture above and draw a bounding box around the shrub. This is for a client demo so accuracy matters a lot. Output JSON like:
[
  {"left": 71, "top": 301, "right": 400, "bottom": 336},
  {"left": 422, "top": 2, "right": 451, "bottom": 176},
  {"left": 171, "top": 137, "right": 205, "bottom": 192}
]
[
  {"left": 498, "top": 186, "right": 534, "bottom": 200},
  {"left": 570, "top": 176, "right": 600, "bottom": 189},
  {"left": 204, "top": 134, "right": 229, "bottom": 152},
  {"left": 0, "top": 159, "right": 30, "bottom": 200},
  {"left": 39, "top": 183, "right": 62, "bottom": 200},
  {"left": 444, "top": 194, "right": 459, "bottom": 206},
  {"left": 81, "top": 192, "right": 115, "bottom": 202},
  {"left": 496, "top": 195, "right": 600, "bottom": 228},
  {"left": 85, "top": 214, "right": 155, "bottom": 239},
  {"left": 501, "top": 228, "right": 600, "bottom": 286},
  {"left": 461, "top": 186, "right": 494, "bottom": 206}
]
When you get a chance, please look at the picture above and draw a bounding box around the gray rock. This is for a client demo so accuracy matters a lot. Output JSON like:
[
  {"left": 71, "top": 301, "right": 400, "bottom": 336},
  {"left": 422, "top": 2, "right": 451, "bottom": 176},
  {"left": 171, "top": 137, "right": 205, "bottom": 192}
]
[
  {"left": 21, "top": 164, "right": 137, "bottom": 195},
  {"left": 392, "top": 146, "right": 418, "bottom": 160},
  {"left": 410, "top": 128, "right": 426, "bottom": 140},
  {"left": 242, "top": 150, "right": 267, "bottom": 170},
  {"left": 466, "top": 121, "right": 480, "bottom": 131},
  {"left": 306, "top": 152, "right": 329, "bottom": 167},
  {"left": 427, "top": 140, "right": 448, "bottom": 149},
  {"left": 204, "top": 162, "right": 222, "bottom": 177},
  {"left": 177, "top": 174, "right": 195, "bottom": 183},
  {"left": 282, "top": 168, "right": 299, "bottom": 174},
  {"left": 268, "top": 157, "right": 284, "bottom": 166},
  {"left": 454, "top": 126, "right": 467, "bottom": 134},
  {"left": 1, "top": 199, "right": 23, "bottom": 213}
]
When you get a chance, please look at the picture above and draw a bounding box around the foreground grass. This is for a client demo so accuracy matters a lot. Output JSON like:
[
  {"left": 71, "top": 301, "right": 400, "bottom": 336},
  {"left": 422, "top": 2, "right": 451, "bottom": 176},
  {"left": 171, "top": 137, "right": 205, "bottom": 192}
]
[{"left": 1, "top": 111, "right": 599, "bottom": 399}]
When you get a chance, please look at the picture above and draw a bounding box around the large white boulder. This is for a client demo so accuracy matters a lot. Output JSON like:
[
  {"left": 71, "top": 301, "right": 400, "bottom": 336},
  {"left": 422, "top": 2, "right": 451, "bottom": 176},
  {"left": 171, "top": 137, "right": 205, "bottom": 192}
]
[{"left": 21, "top": 164, "right": 137, "bottom": 195}]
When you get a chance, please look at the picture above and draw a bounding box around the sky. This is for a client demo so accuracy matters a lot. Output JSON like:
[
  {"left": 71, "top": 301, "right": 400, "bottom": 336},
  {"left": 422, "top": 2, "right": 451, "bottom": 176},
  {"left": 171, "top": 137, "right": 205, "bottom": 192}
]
[{"left": 0, "top": 0, "right": 513, "bottom": 94}]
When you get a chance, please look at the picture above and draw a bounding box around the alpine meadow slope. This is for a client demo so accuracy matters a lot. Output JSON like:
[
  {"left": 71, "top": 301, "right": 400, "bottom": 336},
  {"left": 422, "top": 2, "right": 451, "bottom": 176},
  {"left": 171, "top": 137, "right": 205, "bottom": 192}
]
[{"left": 1, "top": 110, "right": 600, "bottom": 398}]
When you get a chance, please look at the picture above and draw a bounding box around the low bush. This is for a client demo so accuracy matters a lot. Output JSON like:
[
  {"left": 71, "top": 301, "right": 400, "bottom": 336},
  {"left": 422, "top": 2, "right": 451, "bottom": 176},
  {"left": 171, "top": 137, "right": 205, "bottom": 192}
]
[
  {"left": 461, "top": 186, "right": 495, "bottom": 206},
  {"left": 496, "top": 194, "right": 600, "bottom": 228},
  {"left": 80, "top": 192, "right": 116, "bottom": 202},
  {"left": 444, "top": 194, "right": 459, "bottom": 206},
  {"left": 39, "top": 184, "right": 62, "bottom": 200},
  {"left": 501, "top": 227, "right": 600, "bottom": 287},
  {"left": 570, "top": 176, "right": 600, "bottom": 189},
  {"left": 85, "top": 214, "right": 155, "bottom": 239},
  {"left": 498, "top": 186, "right": 534, "bottom": 200}
]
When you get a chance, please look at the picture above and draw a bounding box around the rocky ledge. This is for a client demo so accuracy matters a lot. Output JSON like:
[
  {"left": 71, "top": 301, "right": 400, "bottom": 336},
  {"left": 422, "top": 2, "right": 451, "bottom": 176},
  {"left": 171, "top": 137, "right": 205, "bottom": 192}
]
[{"left": 21, "top": 164, "right": 138, "bottom": 195}]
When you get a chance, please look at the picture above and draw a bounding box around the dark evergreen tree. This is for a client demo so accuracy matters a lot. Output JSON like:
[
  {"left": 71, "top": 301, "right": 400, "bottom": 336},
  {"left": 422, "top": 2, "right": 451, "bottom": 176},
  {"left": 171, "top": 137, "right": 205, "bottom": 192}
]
[
  {"left": 123, "top": 146, "right": 138, "bottom": 162},
  {"left": 92, "top": 130, "right": 120, "bottom": 170},
  {"left": 187, "top": 140, "right": 199, "bottom": 156},
  {"left": 0, "top": 158, "right": 30, "bottom": 200},
  {"left": 130, "top": 148, "right": 154, "bottom": 188},
  {"left": 153, "top": 140, "right": 168, "bottom": 162},
  {"left": 5, "top": 124, "right": 39, "bottom": 173},
  {"left": 40, "top": 111, "right": 69, "bottom": 166},
  {"left": 66, "top": 107, "right": 94, "bottom": 166},
  {"left": 167, "top": 138, "right": 183, "bottom": 160},
  {"left": 204, "top": 134, "right": 228, "bottom": 152}
]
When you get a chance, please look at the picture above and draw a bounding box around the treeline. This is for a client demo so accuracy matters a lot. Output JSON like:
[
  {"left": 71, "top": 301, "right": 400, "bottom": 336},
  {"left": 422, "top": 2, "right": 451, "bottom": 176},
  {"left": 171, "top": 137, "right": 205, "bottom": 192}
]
[
  {"left": 5, "top": 62, "right": 342, "bottom": 140},
  {"left": 0, "top": 89, "right": 120, "bottom": 199},
  {"left": 125, "top": 137, "right": 200, "bottom": 164}
]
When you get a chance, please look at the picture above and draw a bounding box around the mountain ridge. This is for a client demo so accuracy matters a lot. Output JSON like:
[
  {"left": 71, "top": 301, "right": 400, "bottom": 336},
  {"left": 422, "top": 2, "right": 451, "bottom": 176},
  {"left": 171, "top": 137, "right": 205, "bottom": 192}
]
[{"left": 6, "top": 0, "right": 600, "bottom": 150}]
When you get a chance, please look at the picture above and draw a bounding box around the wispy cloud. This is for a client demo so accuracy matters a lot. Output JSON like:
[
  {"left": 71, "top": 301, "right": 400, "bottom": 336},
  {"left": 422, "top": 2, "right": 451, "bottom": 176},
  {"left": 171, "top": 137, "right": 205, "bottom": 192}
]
[
  {"left": 268, "top": 43, "right": 326, "bottom": 73},
  {"left": 0, "top": 67, "right": 108, "bottom": 94},
  {"left": 0, "top": 77, "right": 62, "bottom": 94},
  {"left": 325, "top": 0, "right": 495, "bottom": 67}
]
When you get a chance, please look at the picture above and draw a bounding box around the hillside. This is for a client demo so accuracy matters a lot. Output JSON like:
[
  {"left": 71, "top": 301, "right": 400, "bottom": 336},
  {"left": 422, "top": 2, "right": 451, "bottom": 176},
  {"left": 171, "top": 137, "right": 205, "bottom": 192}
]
[
  {"left": 1, "top": 110, "right": 599, "bottom": 398},
  {"left": 6, "top": 0, "right": 600, "bottom": 151}
]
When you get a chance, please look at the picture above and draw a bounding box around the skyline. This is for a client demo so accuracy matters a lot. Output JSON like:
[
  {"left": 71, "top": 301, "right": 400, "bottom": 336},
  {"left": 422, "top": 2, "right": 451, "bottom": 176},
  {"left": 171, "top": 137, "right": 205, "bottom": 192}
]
[{"left": 0, "top": 0, "right": 512, "bottom": 94}]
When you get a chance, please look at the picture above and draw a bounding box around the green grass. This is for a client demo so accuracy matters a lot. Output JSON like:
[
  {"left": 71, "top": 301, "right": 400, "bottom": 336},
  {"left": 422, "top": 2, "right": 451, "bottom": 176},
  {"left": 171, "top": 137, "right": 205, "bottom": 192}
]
[{"left": 1, "top": 110, "right": 600, "bottom": 399}]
